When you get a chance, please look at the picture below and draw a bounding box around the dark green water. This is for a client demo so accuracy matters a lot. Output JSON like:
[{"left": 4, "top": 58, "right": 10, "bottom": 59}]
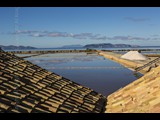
[{"left": 26, "top": 53, "right": 142, "bottom": 96}]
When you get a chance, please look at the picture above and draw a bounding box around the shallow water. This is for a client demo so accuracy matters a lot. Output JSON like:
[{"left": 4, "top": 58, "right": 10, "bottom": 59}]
[{"left": 26, "top": 53, "right": 142, "bottom": 96}]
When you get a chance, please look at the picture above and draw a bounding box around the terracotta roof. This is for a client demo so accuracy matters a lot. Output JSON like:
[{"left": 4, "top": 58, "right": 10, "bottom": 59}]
[
  {"left": 0, "top": 49, "right": 106, "bottom": 113},
  {"left": 106, "top": 65, "right": 160, "bottom": 113}
]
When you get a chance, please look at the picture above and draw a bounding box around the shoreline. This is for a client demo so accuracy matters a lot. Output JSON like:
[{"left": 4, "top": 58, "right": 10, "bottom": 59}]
[
  {"left": 6, "top": 49, "right": 96, "bottom": 54},
  {"left": 97, "top": 50, "right": 159, "bottom": 75},
  {"left": 12, "top": 49, "right": 158, "bottom": 75}
]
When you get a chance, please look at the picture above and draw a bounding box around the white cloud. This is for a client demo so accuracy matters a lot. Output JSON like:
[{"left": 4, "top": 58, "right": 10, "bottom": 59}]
[{"left": 10, "top": 30, "right": 160, "bottom": 41}]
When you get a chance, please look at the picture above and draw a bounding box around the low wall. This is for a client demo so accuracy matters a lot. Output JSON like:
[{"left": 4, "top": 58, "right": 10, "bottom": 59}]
[{"left": 7, "top": 49, "right": 97, "bottom": 54}]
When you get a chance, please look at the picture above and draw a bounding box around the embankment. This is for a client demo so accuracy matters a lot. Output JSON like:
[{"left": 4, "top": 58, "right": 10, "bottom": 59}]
[
  {"left": 7, "top": 49, "right": 96, "bottom": 54},
  {"left": 97, "top": 51, "right": 147, "bottom": 73}
]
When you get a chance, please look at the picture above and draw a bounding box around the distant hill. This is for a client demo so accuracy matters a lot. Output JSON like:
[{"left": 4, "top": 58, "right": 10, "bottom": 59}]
[
  {"left": 84, "top": 43, "right": 140, "bottom": 48},
  {"left": 60, "top": 45, "right": 83, "bottom": 49},
  {"left": 0, "top": 45, "right": 37, "bottom": 50}
]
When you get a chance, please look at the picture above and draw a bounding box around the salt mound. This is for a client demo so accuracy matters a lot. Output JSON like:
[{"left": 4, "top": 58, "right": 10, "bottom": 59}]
[{"left": 121, "top": 51, "right": 148, "bottom": 61}]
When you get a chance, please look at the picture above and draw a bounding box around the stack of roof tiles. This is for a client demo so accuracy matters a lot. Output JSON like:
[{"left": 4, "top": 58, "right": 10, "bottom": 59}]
[{"left": 0, "top": 49, "right": 106, "bottom": 113}]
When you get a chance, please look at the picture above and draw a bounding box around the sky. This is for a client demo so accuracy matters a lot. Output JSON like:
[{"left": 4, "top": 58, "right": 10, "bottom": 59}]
[{"left": 0, "top": 7, "right": 160, "bottom": 48}]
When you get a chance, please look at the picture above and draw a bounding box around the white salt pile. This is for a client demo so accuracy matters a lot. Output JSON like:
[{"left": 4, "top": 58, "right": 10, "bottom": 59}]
[{"left": 121, "top": 51, "right": 148, "bottom": 61}]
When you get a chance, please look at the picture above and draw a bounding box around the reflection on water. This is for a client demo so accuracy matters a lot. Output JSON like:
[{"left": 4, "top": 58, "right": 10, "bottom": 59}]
[
  {"left": 26, "top": 53, "right": 103, "bottom": 64},
  {"left": 26, "top": 53, "right": 143, "bottom": 96}
]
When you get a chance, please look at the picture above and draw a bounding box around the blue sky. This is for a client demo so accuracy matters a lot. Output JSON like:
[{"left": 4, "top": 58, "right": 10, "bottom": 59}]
[{"left": 0, "top": 7, "right": 160, "bottom": 48}]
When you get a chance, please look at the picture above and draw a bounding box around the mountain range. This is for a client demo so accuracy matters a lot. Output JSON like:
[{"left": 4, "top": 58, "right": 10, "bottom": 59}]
[
  {"left": 0, "top": 45, "right": 37, "bottom": 50},
  {"left": 60, "top": 45, "right": 83, "bottom": 49},
  {"left": 83, "top": 43, "right": 139, "bottom": 48},
  {"left": 0, "top": 43, "right": 140, "bottom": 50}
]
